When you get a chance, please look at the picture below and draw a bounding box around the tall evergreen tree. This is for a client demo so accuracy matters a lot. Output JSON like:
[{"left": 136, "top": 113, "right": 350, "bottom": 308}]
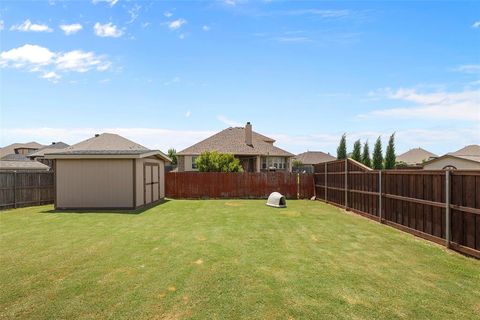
[
  {"left": 351, "top": 139, "right": 362, "bottom": 162},
  {"left": 385, "top": 133, "right": 396, "bottom": 169},
  {"left": 372, "top": 136, "right": 383, "bottom": 170},
  {"left": 337, "top": 133, "right": 347, "bottom": 160},
  {"left": 361, "top": 140, "right": 371, "bottom": 168},
  {"left": 167, "top": 148, "right": 177, "bottom": 165}
]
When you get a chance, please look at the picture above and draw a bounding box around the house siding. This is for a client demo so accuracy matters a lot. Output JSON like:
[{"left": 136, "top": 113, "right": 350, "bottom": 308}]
[{"left": 423, "top": 157, "right": 480, "bottom": 170}]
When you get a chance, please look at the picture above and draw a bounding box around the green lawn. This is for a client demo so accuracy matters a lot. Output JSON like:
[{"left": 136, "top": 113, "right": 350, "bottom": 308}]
[{"left": 1, "top": 200, "right": 479, "bottom": 319}]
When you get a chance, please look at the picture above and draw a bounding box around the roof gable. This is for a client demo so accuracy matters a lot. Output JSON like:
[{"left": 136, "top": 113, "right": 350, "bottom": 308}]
[
  {"left": 294, "top": 151, "right": 335, "bottom": 165},
  {"left": 397, "top": 148, "right": 437, "bottom": 165},
  {"left": 0, "top": 142, "right": 44, "bottom": 158}
]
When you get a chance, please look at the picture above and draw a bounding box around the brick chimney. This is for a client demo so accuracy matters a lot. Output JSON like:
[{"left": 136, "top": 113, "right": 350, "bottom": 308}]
[{"left": 245, "top": 122, "right": 253, "bottom": 146}]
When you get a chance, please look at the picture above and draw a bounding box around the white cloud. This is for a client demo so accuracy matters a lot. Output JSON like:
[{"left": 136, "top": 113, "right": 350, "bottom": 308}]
[
  {"left": 41, "top": 71, "right": 61, "bottom": 83},
  {"left": 164, "top": 11, "right": 173, "bottom": 18},
  {"left": 0, "top": 44, "right": 111, "bottom": 81},
  {"left": 59, "top": 23, "right": 82, "bottom": 35},
  {"left": 223, "top": 0, "right": 237, "bottom": 6},
  {"left": 141, "top": 22, "right": 150, "bottom": 28},
  {"left": 92, "top": 0, "right": 118, "bottom": 7},
  {"left": 202, "top": 25, "right": 210, "bottom": 31},
  {"left": 127, "top": 4, "right": 141, "bottom": 24},
  {"left": 56, "top": 50, "right": 110, "bottom": 73},
  {"left": 94, "top": 22, "right": 123, "bottom": 38},
  {"left": 363, "top": 87, "right": 480, "bottom": 122},
  {"left": 168, "top": 19, "right": 186, "bottom": 30},
  {"left": 275, "top": 36, "right": 312, "bottom": 43},
  {"left": 0, "top": 44, "right": 55, "bottom": 66},
  {"left": 453, "top": 64, "right": 480, "bottom": 74},
  {"left": 185, "top": 110, "right": 191, "bottom": 118},
  {"left": 10, "top": 19, "right": 52, "bottom": 32},
  {"left": 217, "top": 115, "right": 242, "bottom": 127},
  {"left": 472, "top": 21, "right": 480, "bottom": 28}
]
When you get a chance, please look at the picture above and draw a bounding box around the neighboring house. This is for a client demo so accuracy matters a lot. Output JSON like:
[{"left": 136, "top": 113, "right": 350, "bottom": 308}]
[
  {"left": 422, "top": 145, "right": 480, "bottom": 170},
  {"left": 177, "top": 122, "right": 294, "bottom": 172},
  {"left": 397, "top": 148, "right": 438, "bottom": 167},
  {"left": 293, "top": 151, "right": 336, "bottom": 173},
  {"left": 46, "top": 133, "right": 171, "bottom": 210},
  {"left": 28, "top": 142, "right": 70, "bottom": 168},
  {"left": 0, "top": 153, "right": 50, "bottom": 171},
  {"left": 0, "top": 142, "right": 44, "bottom": 158}
]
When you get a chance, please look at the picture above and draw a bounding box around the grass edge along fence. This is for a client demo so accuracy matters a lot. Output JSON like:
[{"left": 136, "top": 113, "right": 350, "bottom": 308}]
[
  {"left": 0, "top": 170, "right": 54, "bottom": 210},
  {"left": 166, "top": 171, "right": 315, "bottom": 200},
  {"left": 314, "top": 159, "right": 480, "bottom": 258}
]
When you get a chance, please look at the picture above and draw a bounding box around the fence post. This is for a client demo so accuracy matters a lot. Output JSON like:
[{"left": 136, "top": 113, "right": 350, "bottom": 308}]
[
  {"left": 297, "top": 173, "right": 300, "bottom": 200},
  {"left": 344, "top": 159, "right": 348, "bottom": 210},
  {"left": 445, "top": 170, "right": 451, "bottom": 248},
  {"left": 324, "top": 163, "right": 327, "bottom": 202},
  {"left": 13, "top": 171, "right": 17, "bottom": 209},
  {"left": 378, "top": 170, "right": 382, "bottom": 223}
]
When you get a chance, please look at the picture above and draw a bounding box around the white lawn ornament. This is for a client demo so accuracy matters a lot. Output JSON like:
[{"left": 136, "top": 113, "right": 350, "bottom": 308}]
[{"left": 266, "top": 192, "right": 287, "bottom": 208}]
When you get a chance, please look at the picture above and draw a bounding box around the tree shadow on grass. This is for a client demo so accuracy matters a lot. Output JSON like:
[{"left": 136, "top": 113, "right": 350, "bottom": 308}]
[{"left": 40, "top": 199, "right": 171, "bottom": 215}]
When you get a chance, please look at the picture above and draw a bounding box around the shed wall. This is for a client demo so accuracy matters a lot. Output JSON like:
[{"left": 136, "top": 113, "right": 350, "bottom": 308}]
[{"left": 56, "top": 159, "right": 134, "bottom": 209}]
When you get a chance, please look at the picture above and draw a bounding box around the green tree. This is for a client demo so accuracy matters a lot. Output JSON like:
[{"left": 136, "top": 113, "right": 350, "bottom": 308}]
[
  {"left": 167, "top": 148, "right": 177, "bottom": 165},
  {"left": 361, "top": 141, "right": 371, "bottom": 168},
  {"left": 292, "top": 160, "right": 303, "bottom": 168},
  {"left": 195, "top": 151, "right": 243, "bottom": 172},
  {"left": 372, "top": 137, "right": 384, "bottom": 170},
  {"left": 385, "top": 133, "right": 396, "bottom": 169},
  {"left": 351, "top": 139, "right": 362, "bottom": 162},
  {"left": 337, "top": 133, "right": 347, "bottom": 160}
]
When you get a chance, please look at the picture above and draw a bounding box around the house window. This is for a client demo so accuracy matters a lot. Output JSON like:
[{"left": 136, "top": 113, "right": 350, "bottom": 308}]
[
  {"left": 262, "top": 157, "right": 267, "bottom": 169},
  {"left": 192, "top": 156, "right": 198, "bottom": 169},
  {"left": 265, "top": 157, "right": 286, "bottom": 170}
]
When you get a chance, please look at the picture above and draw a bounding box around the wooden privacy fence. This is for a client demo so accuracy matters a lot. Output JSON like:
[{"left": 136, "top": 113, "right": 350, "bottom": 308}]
[
  {"left": 314, "top": 159, "right": 480, "bottom": 258},
  {"left": 166, "top": 172, "right": 315, "bottom": 199},
  {"left": 0, "top": 171, "right": 54, "bottom": 210}
]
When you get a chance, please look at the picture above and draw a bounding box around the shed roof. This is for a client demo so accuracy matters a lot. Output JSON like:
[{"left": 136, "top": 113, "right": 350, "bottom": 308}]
[
  {"left": 294, "top": 151, "right": 335, "bottom": 165},
  {"left": 397, "top": 148, "right": 438, "bottom": 165},
  {"left": 177, "top": 127, "right": 293, "bottom": 157},
  {"left": 45, "top": 133, "right": 171, "bottom": 161},
  {"left": 0, "top": 160, "right": 50, "bottom": 171}
]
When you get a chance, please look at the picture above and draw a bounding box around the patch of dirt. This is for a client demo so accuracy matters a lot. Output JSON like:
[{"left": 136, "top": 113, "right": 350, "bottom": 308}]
[
  {"left": 168, "top": 286, "right": 176, "bottom": 292},
  {"left": 225, "top": 202, "right": 243, "bottom": 207},
  {"left": 194, "top": 259, "right": 204, "bottom": 265},
  {"left": 196, "top": 235, "right": 207, "bottom": 241},
  {"left": 311, "top": 235, "right": 319, "bottom": 242}
]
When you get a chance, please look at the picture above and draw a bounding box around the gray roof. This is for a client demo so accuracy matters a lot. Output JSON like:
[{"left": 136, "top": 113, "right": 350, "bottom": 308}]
[
  {"left": 28, "top": 142, "right": 70, "bottom": 158},
  {"left": 397, "top": 148, "right": 438, "bottom": 165},
  {"left": 294, "top": 151, "right": 336, "bottom": 165},
  {"left": 178, "top": 127, "right": 294, "bottom": 157},
  {"left": 46, "top": 133, "right": 171, "bottom": 161},
  {"left": 0, "top": 160, "right": 50, "bottom": 171},
  {"left": 0, "top": 142, "right": 44, "bottom": 158}
]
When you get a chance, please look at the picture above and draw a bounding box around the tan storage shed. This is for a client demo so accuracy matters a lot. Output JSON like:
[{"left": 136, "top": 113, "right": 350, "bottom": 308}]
[{"left": 46, "top": 133, "right": 171, "bottom": 210}]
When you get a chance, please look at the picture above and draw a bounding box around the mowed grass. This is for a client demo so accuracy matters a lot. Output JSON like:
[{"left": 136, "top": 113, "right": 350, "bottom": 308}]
[{"left": 1, "top": 200, "right": 479, "bottom": 320}]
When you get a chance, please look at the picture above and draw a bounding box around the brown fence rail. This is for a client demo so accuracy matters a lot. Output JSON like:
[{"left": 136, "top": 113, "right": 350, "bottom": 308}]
[
  {"left": 166, "top": 172, "right": 315, "bottom": 199},
  {"left": 314, "top": 159, "right": 480, "bottom": 258},
  {"left": 0, "top": 171, "right": 54, "bottom": 210}
]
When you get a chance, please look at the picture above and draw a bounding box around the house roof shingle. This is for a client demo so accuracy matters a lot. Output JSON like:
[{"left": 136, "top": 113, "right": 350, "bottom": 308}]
[
  {"left": 45, "top": 133, "right": 171, "bottom": 161},
  {"left": 447, "top": 144, "right": 480, "bottom": 163},
  {"left": 28, "top": 142, "right": 70, "bottom": 158},
  {"left": 397, "top": 148, "right": 438, "bottom": 165},
  {"left": 0, "top": 160, "right": 50, "bottom": 171},
  {"left": 294, "top": 151, "right": 335, "bottom": 165},
  {"left": 177, "top": 127, "right": 294, "bottom": 157},
  {"left": 0, "top": 142, "right": 44, "bottom": 158}
]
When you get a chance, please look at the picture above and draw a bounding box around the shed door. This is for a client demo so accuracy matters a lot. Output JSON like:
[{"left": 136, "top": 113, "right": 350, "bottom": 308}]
[{"left": 144, "top": 163, "right": 160, "bottom": 205}]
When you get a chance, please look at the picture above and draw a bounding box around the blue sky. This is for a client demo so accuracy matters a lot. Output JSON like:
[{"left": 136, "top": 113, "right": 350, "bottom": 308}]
[{"left": 1, "top": 0, "right": 479, "bottom": 155}]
